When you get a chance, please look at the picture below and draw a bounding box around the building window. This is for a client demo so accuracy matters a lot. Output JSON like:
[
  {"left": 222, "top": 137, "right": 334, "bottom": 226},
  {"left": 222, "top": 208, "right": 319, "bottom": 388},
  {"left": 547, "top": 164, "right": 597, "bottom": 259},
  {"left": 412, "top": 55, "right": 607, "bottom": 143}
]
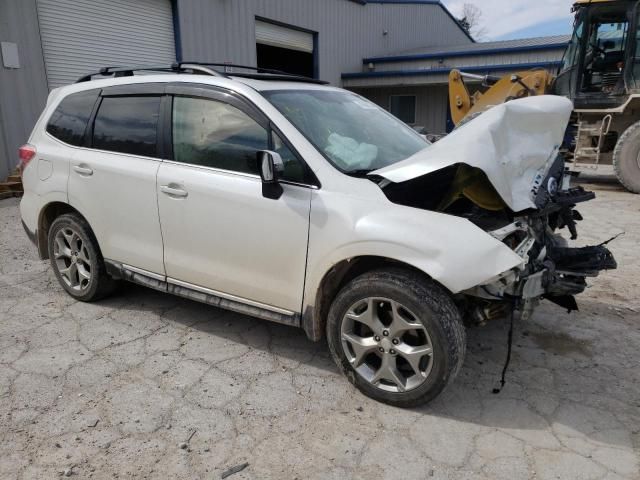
[{"left": 389, "top": 95, "right": 416, "bottom": 125}]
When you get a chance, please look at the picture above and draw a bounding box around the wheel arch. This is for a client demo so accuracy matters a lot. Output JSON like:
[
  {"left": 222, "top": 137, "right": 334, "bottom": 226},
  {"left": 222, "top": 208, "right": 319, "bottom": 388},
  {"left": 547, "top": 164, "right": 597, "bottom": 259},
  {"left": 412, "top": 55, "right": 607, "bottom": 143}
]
[
  {"left": 37, "top": 202, "right": 93, "bottom": 259},
  {"left": 302, "top": 255, "right": 448, "bottom": 342}
]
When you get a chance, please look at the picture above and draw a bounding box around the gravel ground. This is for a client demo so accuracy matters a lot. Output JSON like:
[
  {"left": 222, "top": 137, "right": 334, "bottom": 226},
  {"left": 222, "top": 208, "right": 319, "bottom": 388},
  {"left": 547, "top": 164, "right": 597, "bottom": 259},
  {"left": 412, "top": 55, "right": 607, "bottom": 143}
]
[{"left": 0, "top": 177, "right": 639, "bottom": 480}]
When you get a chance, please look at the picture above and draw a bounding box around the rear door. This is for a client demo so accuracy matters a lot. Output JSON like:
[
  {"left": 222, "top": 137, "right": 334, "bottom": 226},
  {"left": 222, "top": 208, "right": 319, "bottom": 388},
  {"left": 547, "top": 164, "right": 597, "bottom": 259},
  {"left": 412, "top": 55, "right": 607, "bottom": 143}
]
[
  {"left": 67, "top": 85, "right": 166, "bottom": 275},
  {"left": 156, "top": 87, "right": 313, "bottom": 313}
]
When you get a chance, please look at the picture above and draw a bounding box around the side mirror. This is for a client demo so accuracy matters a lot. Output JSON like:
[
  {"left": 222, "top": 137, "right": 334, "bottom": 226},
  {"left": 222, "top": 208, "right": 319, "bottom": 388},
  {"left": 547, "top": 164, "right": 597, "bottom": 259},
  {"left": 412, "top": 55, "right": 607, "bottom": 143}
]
[{"left": 257, "top": 150, "right": 284, "bottom": 199}]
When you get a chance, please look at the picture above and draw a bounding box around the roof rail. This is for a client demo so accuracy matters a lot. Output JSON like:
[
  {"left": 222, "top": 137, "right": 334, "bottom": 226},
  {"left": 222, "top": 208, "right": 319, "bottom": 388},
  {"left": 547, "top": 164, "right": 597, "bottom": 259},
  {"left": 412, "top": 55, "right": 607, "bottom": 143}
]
[
  {"left": 75, "top": 62, "right": 328, "bottom": 85},
  {"left": 75, "top": 63, "right": 229, "bottom": 83},
  {"left": 182, "top": 62, "right": 330, "bottom": 84}
]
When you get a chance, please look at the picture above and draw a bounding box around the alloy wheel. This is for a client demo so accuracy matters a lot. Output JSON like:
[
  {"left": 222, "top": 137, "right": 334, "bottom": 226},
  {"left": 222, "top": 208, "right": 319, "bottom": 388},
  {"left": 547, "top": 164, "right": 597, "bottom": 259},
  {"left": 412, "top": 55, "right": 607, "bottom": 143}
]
[
  {"left": 341, "top": 297, "right": 434, "bottom": 393},
  {"left": 53, "top": 227, "right": 92, "bottom": 292}
]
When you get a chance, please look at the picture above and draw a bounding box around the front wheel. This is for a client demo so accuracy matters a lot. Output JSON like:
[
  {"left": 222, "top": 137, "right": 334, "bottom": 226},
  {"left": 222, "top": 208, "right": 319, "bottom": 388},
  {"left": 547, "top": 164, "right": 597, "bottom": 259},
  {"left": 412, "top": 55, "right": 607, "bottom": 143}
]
[
  {"left": 613, "top": 121, "right": 640, "bottom": 194},
  {"left": 326, "top": 268, "right": 466, "bottom": 408}
]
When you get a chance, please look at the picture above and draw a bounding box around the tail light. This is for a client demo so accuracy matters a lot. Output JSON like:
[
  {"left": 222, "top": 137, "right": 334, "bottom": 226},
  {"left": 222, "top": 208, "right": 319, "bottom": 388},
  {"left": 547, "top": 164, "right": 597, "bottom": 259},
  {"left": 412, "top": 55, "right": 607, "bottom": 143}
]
[{"left": 18, "top": 144, "right": 36, "bottom": 176}]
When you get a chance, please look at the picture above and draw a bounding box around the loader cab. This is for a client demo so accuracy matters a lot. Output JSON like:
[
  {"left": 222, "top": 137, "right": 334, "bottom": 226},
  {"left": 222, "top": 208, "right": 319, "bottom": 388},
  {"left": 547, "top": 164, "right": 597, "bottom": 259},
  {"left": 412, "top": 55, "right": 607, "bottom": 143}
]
[{"left": 555, "top": 0, "right": 640, "bottom": 108}]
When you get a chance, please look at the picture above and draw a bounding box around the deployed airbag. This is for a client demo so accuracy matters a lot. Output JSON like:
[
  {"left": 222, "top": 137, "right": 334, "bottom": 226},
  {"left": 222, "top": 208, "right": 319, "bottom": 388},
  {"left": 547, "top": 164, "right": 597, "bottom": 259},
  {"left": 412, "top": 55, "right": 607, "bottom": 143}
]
[
  {"left": 371, "top": 96, "right": 574, "bottom": 212},
  {"left": 325, "top": 133, "right": 378, "bottom": 170}
]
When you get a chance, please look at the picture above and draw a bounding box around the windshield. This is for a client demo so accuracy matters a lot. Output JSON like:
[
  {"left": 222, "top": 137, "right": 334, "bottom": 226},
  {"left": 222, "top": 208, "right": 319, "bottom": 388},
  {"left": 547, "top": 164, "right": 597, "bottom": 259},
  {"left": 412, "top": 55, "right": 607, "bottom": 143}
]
[{"left": 262, "top": 89, "right": 429, "bottom": 173}]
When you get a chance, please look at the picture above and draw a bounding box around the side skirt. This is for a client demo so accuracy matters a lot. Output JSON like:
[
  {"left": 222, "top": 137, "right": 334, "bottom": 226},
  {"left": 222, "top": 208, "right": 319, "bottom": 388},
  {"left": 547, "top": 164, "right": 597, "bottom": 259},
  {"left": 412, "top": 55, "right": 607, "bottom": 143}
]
[{"left": 104, "top": 260, "right": 301, "bottom": 328}]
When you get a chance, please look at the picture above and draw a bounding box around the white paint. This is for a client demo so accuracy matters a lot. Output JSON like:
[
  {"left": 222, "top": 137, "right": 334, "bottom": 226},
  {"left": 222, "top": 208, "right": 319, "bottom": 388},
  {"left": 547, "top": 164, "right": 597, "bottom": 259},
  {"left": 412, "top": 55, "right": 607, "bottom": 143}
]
[
  {"left": 372, "top": 95, "right": 574, "bottom": 213},
  {"left": 21, "top": 73, "right": 538, "bottom": 321}
]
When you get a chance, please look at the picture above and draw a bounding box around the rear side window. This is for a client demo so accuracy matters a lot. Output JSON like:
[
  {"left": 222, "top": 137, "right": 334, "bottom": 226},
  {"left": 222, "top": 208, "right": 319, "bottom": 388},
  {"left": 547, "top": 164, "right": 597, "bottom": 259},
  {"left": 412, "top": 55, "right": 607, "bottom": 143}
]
[
  {"left": 46, "top": 90, "right": 98, "bottom": 146},
  {"left": 92, "top": 96, "right": 161, "bottom": 157}
]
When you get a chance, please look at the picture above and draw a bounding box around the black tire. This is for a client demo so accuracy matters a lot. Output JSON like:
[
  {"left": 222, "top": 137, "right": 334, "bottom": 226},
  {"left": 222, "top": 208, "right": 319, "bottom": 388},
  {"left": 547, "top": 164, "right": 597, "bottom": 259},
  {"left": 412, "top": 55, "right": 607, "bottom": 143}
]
[
  {"left": 326, "top": 268, "right": 466, "bottom": 408},
  {"left": 613, "top": 121, "right": 640, "bottom": 194},
  {"left": 47, "top": 213, "right": 118, "bottom": 302}
]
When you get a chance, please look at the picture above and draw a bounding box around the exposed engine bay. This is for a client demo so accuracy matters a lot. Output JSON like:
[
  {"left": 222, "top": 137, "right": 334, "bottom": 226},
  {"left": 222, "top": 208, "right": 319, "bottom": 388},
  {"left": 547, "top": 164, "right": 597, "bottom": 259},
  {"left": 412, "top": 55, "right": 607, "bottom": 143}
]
[{"left": 371, "top": 95, "right": 617, "bottom": 323}]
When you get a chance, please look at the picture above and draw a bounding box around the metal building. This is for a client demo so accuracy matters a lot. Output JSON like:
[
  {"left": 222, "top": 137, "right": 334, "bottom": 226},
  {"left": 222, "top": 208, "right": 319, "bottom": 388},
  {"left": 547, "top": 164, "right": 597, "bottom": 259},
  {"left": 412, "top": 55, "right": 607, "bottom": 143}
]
[
  {"left": 0, "top": 0, "right": 473, "bottom": 180},
  {"left": 343, "top": 35, "right": 570, "bottom": 135},
  {"left": 0, "top": 0, "right": 567, "bottom": 181}
]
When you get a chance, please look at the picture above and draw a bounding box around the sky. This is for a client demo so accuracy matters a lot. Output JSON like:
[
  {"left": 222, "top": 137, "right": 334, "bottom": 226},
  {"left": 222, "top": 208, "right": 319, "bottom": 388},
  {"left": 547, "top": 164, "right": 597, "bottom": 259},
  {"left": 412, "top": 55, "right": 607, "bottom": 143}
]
[{"left": 442, "top": 0, "right": 576, "bottom": 41}]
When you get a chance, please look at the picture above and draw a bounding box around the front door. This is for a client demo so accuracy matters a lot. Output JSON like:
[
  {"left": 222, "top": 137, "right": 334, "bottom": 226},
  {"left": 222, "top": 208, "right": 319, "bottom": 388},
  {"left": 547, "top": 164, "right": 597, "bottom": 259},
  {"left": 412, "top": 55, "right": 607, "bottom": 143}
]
[{"left": 156, "top": 91, "right": 312, "bottom": 313}]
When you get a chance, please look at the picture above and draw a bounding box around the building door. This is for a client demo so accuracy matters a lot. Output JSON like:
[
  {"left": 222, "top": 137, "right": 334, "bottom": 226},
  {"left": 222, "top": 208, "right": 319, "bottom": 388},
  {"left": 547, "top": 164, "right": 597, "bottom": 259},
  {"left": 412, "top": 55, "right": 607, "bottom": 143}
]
[
  {"left": 255, "top": 19, "right": 316, "bottom": 78},
  {"left": 36, "top": 0, "right": 176, "bottom": 89}
]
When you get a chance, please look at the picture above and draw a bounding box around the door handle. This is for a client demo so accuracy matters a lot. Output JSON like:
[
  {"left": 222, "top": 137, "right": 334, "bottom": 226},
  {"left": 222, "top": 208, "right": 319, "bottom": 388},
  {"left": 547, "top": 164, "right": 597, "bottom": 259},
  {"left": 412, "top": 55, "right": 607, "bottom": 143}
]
[
  {"left": 73, "top": 165, "right": 93, "bottom": 176},
  {"left": 160, "top": 184, "right": 188, "bottom": 198}
]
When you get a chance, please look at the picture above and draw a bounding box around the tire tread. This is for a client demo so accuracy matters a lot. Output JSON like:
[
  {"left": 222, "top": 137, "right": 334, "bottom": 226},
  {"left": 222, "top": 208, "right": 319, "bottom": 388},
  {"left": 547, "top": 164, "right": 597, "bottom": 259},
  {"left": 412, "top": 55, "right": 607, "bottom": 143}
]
[
  {"left": 48, "top": 213, "right": 117, "bottom": 302},
  {"left": 613, "top": 120, "right": 640, "bottom": 194},
  {"left": 327, "top": 267, "right": 466, "bottom": 408}
]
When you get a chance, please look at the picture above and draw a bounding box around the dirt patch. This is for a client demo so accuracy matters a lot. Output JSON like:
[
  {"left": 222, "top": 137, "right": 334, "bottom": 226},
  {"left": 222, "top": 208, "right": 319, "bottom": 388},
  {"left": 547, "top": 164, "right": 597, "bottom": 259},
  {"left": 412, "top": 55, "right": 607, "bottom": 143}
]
[{"left": 528, "top": 330, "right": 593, "bottom": 358}]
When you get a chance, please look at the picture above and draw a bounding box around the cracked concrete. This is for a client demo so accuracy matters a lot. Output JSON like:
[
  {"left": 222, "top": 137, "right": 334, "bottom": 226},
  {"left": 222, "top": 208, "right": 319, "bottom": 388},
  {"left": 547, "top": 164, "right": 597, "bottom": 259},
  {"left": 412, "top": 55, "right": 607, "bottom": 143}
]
[{"left": 1, "top": 176, "right": 639, "bottom": 479}]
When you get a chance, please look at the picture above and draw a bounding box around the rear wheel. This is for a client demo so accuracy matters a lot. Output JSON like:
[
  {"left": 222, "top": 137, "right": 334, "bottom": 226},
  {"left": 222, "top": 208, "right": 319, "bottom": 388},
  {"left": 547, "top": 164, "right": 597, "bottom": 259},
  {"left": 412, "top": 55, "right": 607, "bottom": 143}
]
[
  {"left": 48, "top": 213, "right": 118, "bottom": 302},
  {"left": 326, "top": 268, "right": 466, "bottom": 407},
  {"left": 613, "top": 121, "right": 640, "bottom": 194}
]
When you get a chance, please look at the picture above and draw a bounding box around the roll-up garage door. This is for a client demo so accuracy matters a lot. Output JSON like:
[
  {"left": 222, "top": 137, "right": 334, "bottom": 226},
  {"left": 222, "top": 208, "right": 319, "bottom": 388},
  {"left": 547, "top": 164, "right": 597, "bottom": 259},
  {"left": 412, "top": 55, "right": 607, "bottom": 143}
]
[
  {"left": 255, "top": 20, "right": 313, "bottom": 53},
  {"left": 37, "top": 0, "right": 176, "bottom": 89}
]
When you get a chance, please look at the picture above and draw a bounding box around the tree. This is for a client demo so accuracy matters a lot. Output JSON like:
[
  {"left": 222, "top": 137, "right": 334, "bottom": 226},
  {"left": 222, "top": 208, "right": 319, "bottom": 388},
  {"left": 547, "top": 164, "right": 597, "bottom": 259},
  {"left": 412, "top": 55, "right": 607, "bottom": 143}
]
[{"left": 458, "top": 3, "right": 487, "bottom": 40}]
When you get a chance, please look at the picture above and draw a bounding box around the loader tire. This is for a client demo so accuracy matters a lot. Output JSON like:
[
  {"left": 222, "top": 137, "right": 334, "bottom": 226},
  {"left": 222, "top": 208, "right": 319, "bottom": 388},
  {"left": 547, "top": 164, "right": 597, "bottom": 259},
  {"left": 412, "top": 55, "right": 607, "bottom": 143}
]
[{"left": 613, "top": 121, "right": 640, "bottom": 194}]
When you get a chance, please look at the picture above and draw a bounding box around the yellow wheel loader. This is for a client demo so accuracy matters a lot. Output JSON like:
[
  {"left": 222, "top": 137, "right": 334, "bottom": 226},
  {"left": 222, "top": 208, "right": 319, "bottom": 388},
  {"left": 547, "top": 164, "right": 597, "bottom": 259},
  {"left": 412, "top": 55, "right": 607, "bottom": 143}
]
[{"left": 449, "top": 0, "right": 640, "bottom": 193}]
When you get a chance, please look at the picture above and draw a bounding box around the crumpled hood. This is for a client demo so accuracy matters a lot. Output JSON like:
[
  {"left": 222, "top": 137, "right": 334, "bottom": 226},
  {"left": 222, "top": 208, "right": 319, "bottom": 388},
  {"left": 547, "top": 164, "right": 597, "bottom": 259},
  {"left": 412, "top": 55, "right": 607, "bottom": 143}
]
[{"left": 371, "top": 95, "right": 574, "bottom": 212}]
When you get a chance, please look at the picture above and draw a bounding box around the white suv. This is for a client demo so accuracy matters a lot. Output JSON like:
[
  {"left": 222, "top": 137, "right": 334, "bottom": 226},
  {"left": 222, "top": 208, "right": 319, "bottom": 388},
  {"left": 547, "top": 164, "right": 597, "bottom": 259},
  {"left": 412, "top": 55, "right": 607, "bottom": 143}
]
[{"left": 19, "top": 63, "right": 616, "bottom": 407}]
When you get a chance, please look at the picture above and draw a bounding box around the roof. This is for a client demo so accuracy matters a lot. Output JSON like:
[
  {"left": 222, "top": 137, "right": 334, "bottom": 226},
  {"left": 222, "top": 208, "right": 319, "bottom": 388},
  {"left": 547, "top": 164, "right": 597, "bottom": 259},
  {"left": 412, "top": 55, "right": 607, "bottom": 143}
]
[
  {"left": 364, "top": 35, "right": 571, "bottom": 64},
  {"left": 342, "top": 61, "right": 564, "bottom": 81},
  {"left": 574, "top": 0, "right": 618, "bottom": 4},
  {"left": 353, "top": 0, "right": 475, "bottom": 43},
  {"left": 56, "top": 72, "right": 340, "bottom": 98}
]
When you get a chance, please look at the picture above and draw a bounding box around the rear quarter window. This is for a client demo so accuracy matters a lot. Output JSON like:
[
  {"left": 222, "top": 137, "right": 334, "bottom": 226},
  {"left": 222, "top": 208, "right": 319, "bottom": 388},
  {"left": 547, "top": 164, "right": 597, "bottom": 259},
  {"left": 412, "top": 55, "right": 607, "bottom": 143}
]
[{"left": 46, "top": 90, "right": 99, "bottom": 146}]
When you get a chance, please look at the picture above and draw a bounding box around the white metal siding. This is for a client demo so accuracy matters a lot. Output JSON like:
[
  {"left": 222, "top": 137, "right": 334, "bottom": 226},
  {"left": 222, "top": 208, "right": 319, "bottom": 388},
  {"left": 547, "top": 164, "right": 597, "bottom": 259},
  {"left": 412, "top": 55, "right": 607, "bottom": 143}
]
[
  {"left": 351, "top": 85, "right": 450, "bottom": 135},
  {"left": 37, "top": 0, "right": 176, "bottom": 89},
  {"left": 0, "top": 0, "right": 49, "bottom": 180},
  {"left": 371, "top": 49, "right": 566, "bottom": 73},
  {"left": 255, "top": 20, "right": 313, "bottom": 53},
  {"left": 176, "top": 0, "right": 472, "bottom": 86}
]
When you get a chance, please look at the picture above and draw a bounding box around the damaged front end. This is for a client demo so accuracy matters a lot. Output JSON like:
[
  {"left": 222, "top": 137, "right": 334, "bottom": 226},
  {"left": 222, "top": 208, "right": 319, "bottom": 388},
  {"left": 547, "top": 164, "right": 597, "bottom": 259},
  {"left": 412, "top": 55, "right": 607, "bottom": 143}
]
[
  {"left": 461, "top": 161, "right": 617, "bottom": 323},
  {"left": 372, "top": 95, "right": 617, "bottom": 323}
]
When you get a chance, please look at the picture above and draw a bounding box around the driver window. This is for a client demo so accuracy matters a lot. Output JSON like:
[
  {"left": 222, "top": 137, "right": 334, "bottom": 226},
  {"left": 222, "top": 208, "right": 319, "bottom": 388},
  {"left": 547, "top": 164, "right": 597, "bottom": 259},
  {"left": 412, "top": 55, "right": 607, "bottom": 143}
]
[
  {"left": 271, "top": 131, "right": 307, "bottom": 183},
  {"left": 561, "top": 19, "right": 584, "bottom": 73},
  {"left": 582, "top": 18, "right": 629, "bottom": 93},
  {"left": 172, "top": 96, "right": 268, "bottom": 174},
  {"left": 633, "top": 7, "right": 640, "bottom": 87}
]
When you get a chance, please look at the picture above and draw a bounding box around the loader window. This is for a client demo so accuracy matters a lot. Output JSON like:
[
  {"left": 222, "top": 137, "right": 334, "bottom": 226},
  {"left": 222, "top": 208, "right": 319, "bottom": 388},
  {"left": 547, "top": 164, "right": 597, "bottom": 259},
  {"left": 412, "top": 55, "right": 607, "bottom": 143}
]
[
  {"left": 582, "top": 17, "right": 629, "bottom": 93},
  {"left": 561, "top": 19, "right": 584, "bottom": 73},
  {"left": 631, "top": 7, "right": 640, "bottom": 88}
]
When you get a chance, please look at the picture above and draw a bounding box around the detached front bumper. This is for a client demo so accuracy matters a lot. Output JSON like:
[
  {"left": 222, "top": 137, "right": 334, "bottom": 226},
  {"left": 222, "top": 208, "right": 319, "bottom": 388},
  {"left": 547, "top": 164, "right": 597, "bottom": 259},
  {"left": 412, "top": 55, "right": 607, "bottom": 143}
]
[{"left": 519, "top": 243, "right": 617, "bottom": 311}]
